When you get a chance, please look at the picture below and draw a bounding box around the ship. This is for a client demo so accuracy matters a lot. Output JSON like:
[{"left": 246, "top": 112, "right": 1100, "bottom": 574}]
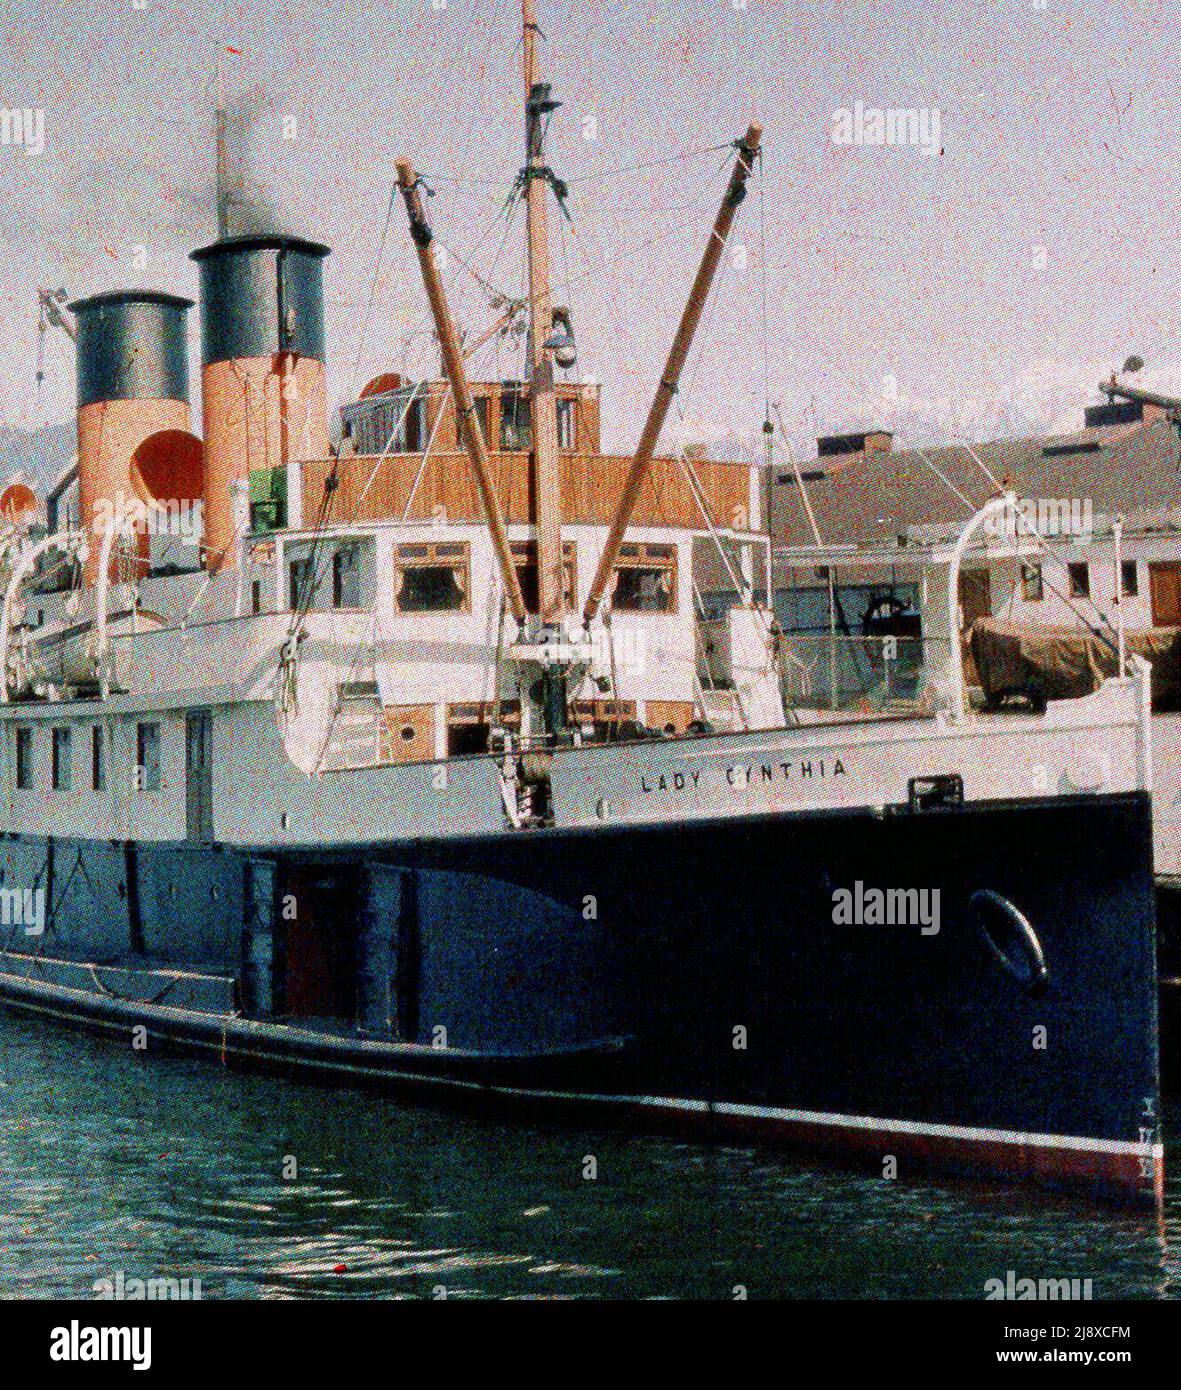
[{"left": 0, "top": 0, "right": 1162, "bottom": 1207}]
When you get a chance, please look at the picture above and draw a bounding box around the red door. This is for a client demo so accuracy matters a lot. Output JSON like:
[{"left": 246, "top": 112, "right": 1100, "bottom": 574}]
[
  {"left": 281, "top": 872, "right": 358, "bottom": 1020},
  {"left": 1150, "top": 563, "right": 1181, "bottom": 627}
]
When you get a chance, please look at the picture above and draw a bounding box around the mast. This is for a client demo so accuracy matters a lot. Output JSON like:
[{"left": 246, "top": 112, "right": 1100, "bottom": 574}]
[
  {"left": 583, "top": 124, "right": 763, "bottom": 625},
  {"left": 395, "top": 160, "right": 529, "bottom": 625},
  {"left": 215, "top": 60, "right": 230, "bottom": 240},
  {"left": 521, "top": 0, "right": 564, "bottom": 624}
]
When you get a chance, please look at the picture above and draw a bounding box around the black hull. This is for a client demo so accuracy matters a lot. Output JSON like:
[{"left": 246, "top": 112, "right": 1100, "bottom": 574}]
[{"left": 0, "top": 791, "right": 1162, "bottom": 1206}]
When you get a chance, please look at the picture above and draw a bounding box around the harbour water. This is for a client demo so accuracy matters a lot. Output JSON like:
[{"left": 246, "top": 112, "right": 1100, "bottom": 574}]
[{"left": 2, "top": 1011, "right": 1178, "bottom": 1300}]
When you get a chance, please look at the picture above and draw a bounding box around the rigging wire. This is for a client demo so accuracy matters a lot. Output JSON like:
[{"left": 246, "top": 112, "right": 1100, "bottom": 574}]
[
  {"left": 757, "top": 143, "right": 771, "bottom": 431},
  {"left": 392, "top": 193, "right": 524, "bottom": 379},
  {"left": 283, "top": 315, "right": 510, "bottom": 686},
  {"left": 915, "top": 449, "right": 980, "bottom": 513},
  {"left": 901, "top": 449, "right": 1122, "bottom": 647},
  {"left": 563, "top": 142, "right": 733, "bottom": 186},
  {"left": 349, "top": 186, "right": 397, "bottom": 398}
]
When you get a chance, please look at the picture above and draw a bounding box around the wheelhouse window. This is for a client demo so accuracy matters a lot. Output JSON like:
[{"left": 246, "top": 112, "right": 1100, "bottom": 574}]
[
  {"left": 468, "top": 396, "right": 491, "bottom": 447},
  {"left": 500, "top": 389, "right": 532, "bottom": 450},
  {"left": 1020, "top": 564, "right": 1043, "bottom": 602},
  {"left": 1068, "top": 562, "right": 1090, "bottom": 599},
  {"left": 51, "top": 727, "right": 71, "bottom": 791},
  {"left": 351, "top": 393, "right": 424, "bottom": 455},
  {"left": 91, "top": 726, "right": 106, "bottom": 792},
  {"left": 374, "top": 395, "right": 424, "bottom": 453},
  {"left": 397, "top": 396, "right": 425, "bottom": 453},
  {"left": 333, "top": 545, "right": 362, "bottom": 609},
  {"left": 556, "top": 397, "right": 576, "bottom": 449},
  {"left": 611, "top": 542, "right": 678, "bottom": 613},
  {"left": 1121, "top": 561, "right": 1139, "bottom": 598},
  {"left": 511, "top": 541, "right": 578, "bottom": 613},
  {"left": 395, "top": 541, "right": 469, "bottom": 613},
  {"left": 136, "top": 722, "right": 161, "bottom": 792},
  {"left": 15, "top": 727, "right": 32, "bottom": 790}
]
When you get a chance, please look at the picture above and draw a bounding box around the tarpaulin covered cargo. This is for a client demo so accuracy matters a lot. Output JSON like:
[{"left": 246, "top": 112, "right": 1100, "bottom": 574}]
[{"left": 968, "top": 617, "right": 1181, "bottom": 711}]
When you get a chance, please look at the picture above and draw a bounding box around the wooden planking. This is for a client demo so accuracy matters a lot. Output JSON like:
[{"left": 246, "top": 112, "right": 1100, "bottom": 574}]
[
  {"left": 301, "top": 451, "right": 751, "bottom": 531},
  {"left": 643, "top": 700, "right": 696, "bottom": 735},
  {"left": 575, "top": 386, "right": 601, "bottom": 456},
  {"left": 381, "top": 704, "right": 436, "bottom": 764}
]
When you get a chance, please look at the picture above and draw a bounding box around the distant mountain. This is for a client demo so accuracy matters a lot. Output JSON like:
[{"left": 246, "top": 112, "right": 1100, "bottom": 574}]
[
  {"left": 0, "top": 421, "right": 76, "bottom": 500},
  {"left": 776, "top": 357, "right": 1181, "bottom": 463}
]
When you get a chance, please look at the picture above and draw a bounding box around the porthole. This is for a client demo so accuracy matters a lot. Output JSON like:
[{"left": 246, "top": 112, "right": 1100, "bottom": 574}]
[{"left": 970, "top": 889, "right": 1048, "bottom": 994}]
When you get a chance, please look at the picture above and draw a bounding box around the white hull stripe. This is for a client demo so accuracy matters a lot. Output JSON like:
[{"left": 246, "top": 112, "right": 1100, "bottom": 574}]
[{"left": 489, "top": 1094, "right": 1161, "bottom": 1160}]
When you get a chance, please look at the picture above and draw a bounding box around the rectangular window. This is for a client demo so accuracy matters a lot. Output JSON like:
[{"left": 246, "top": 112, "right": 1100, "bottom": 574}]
[
  {"left": 251, "top": 578, "right": 262, "bottom": 614},
  {"left": 469, "top": 396, "right": 491, "bottom": 447},
  {"left": 91, "top": 725, "right": 106, "bottom": 792},
  {"left": 362, "top": 404, "right": 384, "bottom": 456},
  {"left": 1068, "top": 562, "right": 1090, "bottom": 599},
  {"left": 511, "top": 541, "right": 578, "bottom": 613},
  {"left": 52, "top": 727, "right": 71, "bottom": 791},
  {"left": 402, "top": 397, "right": 424, "bottom": 452},
  {"left": 1121, "top": 561, "right": 1139, "bottom": 598},
  {"left": 136, "top": 722, "right": 161, "bottom": 792},
  {"left": 350, "top": 411, "right": 372, "bottom": 455},
  {"left": 395, "top": 541, "right": 469, "bottom": 613},
  {"left": 500, "top": 389, "right": 532, "bottom": 450},
  {"left": 333, "top": 545, "right": 362, "bottom": 609},
  {"left": 289, "top": 556, "right": 315, "bottom": 610},
  {"left": 556, "top": 397, "right": 576, "bottom": 449},
  {"left": 612, "top": 542, "right": 678, "bottom": 613},
  {"left": 1021, "top": 563, "right": 1043, "bottom": 602},
  {"left": 15, "top": 727, "right": 32, "bottom": 790},
  {"left": 446, "top": 703, "right": 492, "bottom": 758},
  {"left": 366, "top": 395, "right": 425, "bottom": 453}
]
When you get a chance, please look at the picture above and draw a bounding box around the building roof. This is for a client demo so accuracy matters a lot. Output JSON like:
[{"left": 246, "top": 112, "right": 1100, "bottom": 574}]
[{"left": 770, "top": 416, "right": 1181, "bottom": 553}]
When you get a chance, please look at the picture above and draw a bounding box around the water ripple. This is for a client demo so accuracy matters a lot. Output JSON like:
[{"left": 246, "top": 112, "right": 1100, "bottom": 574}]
[{"left": 1, "top": 1012, "right": 1179, "bottom": 1299}]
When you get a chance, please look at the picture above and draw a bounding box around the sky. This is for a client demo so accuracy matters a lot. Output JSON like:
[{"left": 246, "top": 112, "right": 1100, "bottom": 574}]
[{"left": 0, "top": 0, "right": 1178, "bottom": 464}]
